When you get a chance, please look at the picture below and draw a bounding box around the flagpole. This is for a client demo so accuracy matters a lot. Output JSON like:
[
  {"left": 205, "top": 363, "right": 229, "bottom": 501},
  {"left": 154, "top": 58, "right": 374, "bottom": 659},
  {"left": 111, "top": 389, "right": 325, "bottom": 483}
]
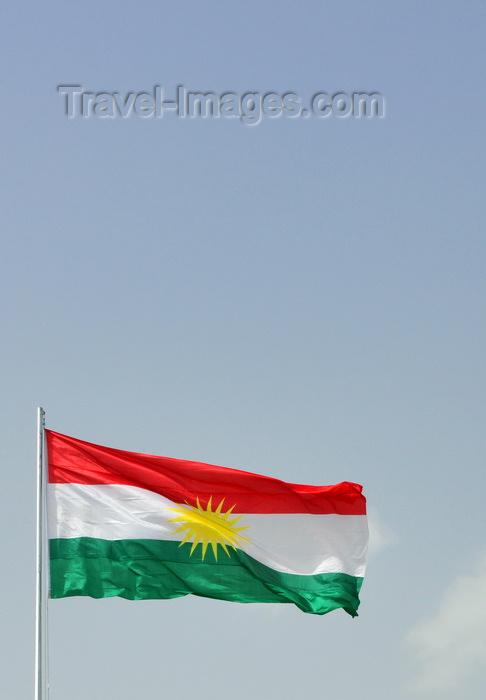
[{"left": 35, "top": 407, "right": 46, "bottom": 700}]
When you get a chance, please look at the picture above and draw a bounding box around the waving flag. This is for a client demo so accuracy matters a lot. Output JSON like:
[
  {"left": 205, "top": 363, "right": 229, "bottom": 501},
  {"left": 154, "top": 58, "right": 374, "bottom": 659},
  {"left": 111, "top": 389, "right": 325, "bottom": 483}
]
[{"left": 46, "top": 430, "right": 368, "bottom": 616}]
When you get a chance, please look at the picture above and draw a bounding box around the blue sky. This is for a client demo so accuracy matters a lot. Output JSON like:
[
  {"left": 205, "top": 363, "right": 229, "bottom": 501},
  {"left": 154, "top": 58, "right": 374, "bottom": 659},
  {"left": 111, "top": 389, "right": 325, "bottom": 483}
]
[{"left": 1, "top": 2, "right": 485, "bottom": 698}]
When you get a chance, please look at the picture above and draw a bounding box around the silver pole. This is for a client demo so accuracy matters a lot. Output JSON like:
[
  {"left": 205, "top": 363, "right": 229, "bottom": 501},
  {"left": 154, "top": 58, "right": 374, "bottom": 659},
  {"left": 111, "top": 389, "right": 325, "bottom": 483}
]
[{"left": 35, "top": 407, "right": 46, "bottom": 700}]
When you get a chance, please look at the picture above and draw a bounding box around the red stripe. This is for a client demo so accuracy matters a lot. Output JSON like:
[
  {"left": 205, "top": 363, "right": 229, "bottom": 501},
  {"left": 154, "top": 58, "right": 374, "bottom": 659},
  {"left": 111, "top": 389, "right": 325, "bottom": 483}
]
[{"left": 46, "top": 430, "right": 366, "bottom": 515}]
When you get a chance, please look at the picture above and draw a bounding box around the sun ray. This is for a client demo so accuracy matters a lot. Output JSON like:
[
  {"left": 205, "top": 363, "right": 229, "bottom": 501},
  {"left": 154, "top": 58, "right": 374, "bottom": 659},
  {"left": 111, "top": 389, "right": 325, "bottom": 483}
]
[
  {"left": 222, "top": 504, "right": 235, "bottom": 518},
  {"left": 168, "top": 497, "right": 250, "bottom": 561}
]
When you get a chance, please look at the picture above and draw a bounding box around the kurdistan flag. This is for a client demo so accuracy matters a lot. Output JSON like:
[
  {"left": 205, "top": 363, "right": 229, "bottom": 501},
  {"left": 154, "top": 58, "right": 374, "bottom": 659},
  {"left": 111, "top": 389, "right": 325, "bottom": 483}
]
[{"left": 46, "top": 430, "right": 368, "bottom": 617}]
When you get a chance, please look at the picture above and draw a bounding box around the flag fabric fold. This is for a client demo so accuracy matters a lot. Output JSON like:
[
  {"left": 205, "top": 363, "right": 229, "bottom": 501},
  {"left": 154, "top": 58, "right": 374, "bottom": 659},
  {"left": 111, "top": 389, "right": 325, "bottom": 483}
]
[{"left": 46, "top": 430, "right": 368, "bottom": 616}]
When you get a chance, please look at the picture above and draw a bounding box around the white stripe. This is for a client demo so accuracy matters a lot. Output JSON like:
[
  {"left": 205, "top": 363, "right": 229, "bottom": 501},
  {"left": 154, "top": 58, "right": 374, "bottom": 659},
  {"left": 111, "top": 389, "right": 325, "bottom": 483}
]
[{"left": 48, "top": 483, "right": 367, "bottom": 577}]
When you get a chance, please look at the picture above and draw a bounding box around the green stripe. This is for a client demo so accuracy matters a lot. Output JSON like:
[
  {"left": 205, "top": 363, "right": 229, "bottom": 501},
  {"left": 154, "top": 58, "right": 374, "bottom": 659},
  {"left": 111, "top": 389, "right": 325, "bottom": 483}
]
[{"left": 49, "top": 538, "right": 363, "bottom": 617}]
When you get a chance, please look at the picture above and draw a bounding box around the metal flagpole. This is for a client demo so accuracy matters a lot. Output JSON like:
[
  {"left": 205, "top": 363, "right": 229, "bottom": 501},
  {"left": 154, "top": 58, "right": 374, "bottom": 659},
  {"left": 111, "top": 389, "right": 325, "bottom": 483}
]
[{"left": 35, "top": 407, "right": 47, "bottom": 700}]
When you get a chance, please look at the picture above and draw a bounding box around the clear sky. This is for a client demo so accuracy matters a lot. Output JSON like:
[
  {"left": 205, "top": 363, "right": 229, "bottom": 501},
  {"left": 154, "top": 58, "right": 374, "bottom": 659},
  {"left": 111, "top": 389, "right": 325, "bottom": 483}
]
[{"left": 1, "top": 1, "right": 485, "bottom": 698}]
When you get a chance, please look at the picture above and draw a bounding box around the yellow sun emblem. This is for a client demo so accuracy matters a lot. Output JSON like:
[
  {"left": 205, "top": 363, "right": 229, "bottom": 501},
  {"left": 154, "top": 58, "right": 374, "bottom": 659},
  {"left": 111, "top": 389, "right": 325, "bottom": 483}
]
[{"left": 168, "top": 496, "right": 250, "bottom": 561}]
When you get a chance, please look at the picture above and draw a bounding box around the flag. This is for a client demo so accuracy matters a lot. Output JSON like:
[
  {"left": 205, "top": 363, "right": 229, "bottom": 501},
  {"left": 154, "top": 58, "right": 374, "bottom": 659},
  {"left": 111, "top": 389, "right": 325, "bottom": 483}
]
[{"left": 46, "top": 430, "right": 368, "bottom": 616}]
